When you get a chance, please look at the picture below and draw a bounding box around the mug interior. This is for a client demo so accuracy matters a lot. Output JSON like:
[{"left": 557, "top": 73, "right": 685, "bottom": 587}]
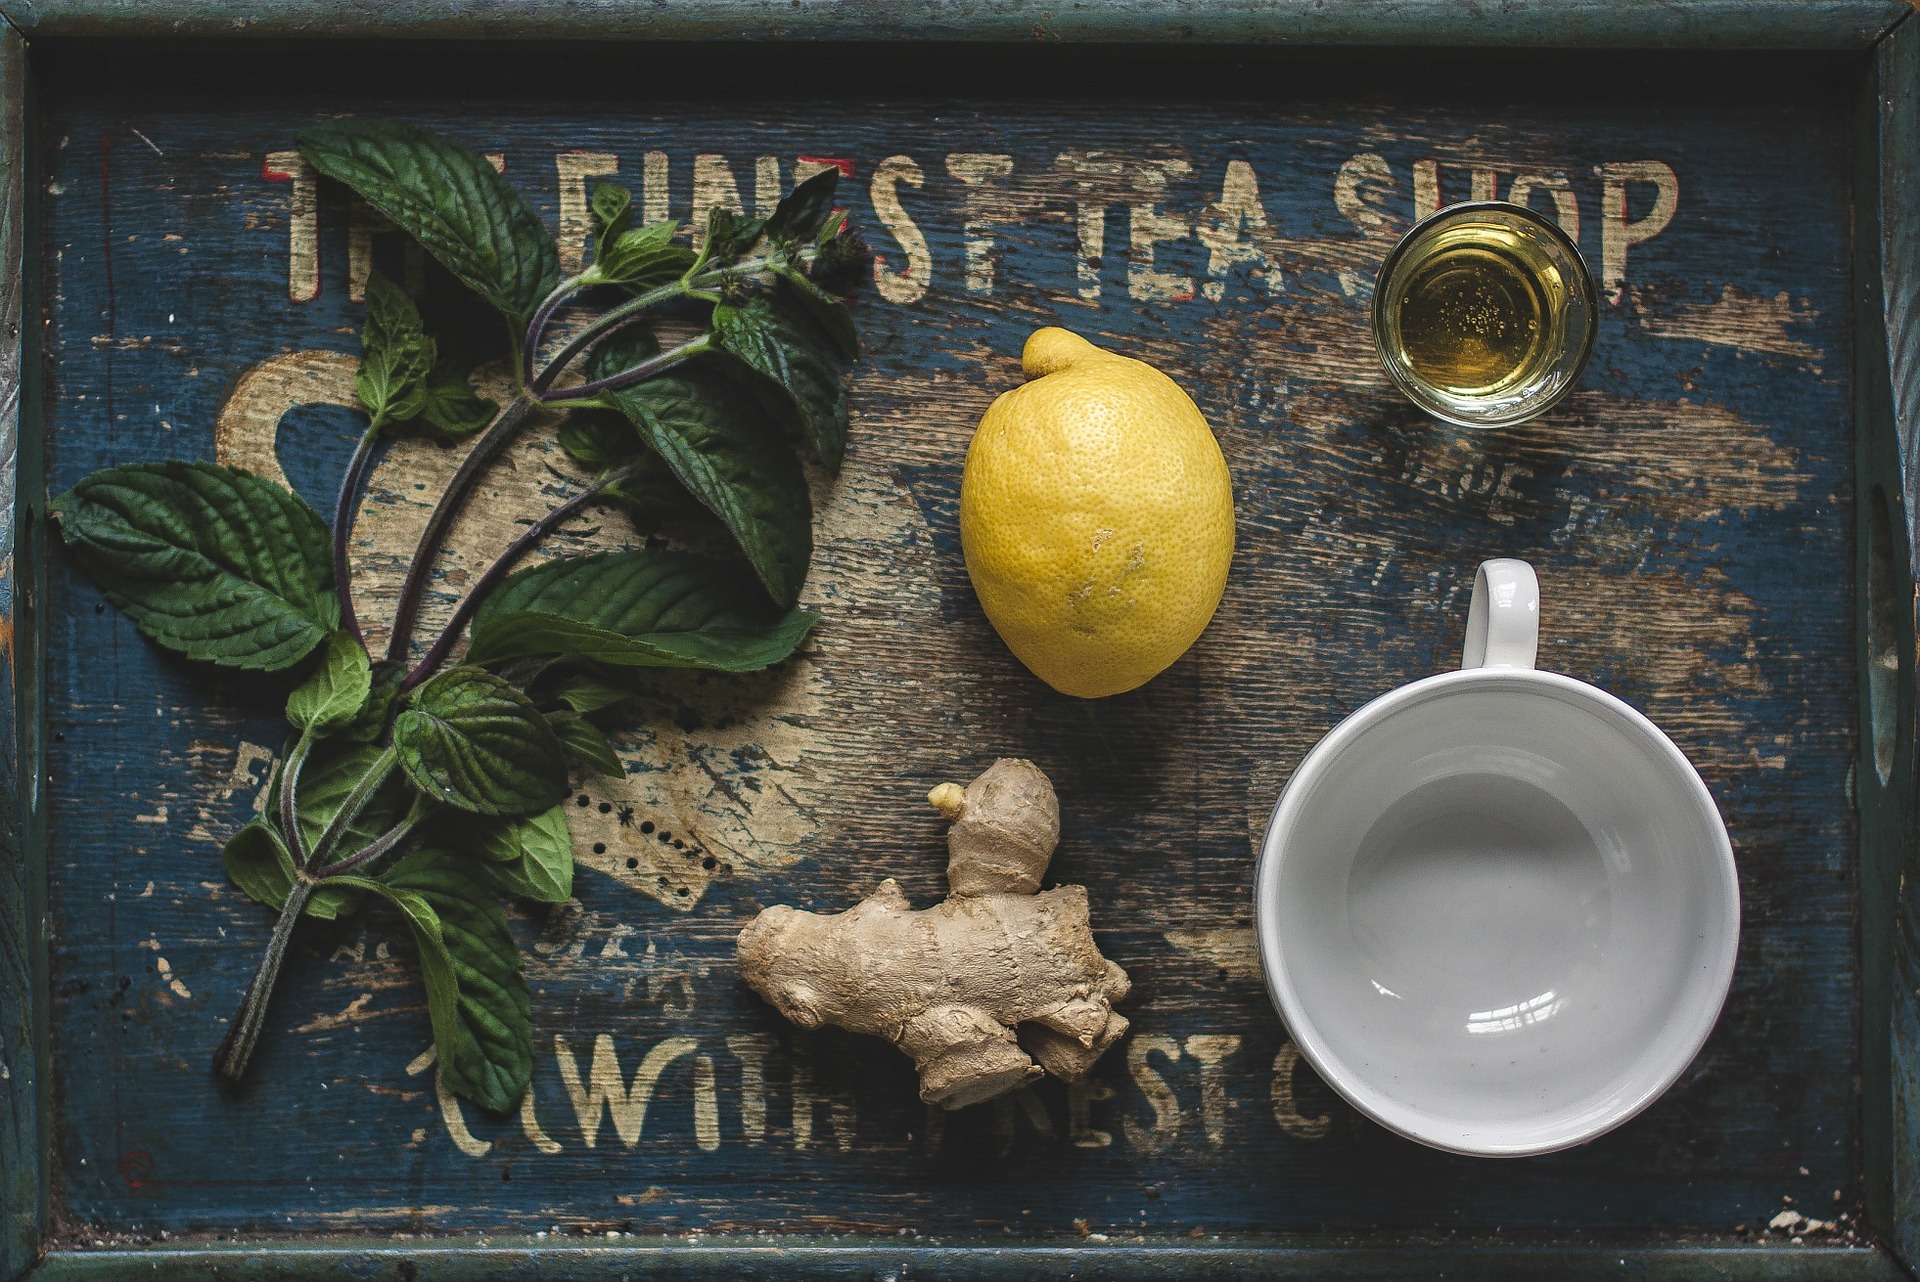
[{"left": 1256, "top": 669, "right": 1738, "bottom": 1156}]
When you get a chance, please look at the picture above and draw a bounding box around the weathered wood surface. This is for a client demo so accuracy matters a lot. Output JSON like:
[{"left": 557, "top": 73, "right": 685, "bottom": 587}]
[
  {"left": 0, "top": 0, "right": 1908, "bottom": 50},
  {"left": 27, "top": 48, "right": 1867, "bottom": 1250},
  {"left": 0, "top": 17, "right": 47, "bottom": 1282},
  {"left": 21, "top": 1240, "right": 1918, "bottom": 1281},
  {"left": 1872, "top": 10, "right": 1920, "bottom": 1264}
]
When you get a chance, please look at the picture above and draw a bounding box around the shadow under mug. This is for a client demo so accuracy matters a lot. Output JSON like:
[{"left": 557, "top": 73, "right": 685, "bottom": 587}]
[{"left": 1253, "top": 559, "right": 1740, "bottom": 1157}]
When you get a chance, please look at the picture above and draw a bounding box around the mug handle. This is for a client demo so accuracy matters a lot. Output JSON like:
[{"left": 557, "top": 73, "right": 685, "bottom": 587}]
[{"left": 1461, "top": 558, "right": 1539, "bottom": 670}]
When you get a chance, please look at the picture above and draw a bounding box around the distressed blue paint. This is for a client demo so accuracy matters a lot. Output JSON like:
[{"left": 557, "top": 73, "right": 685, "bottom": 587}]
[{"left": 15, "top": 43, "right": 1877, "bottom": 1265}]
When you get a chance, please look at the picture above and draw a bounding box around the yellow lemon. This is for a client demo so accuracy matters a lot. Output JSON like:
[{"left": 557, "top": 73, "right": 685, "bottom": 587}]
[{"left": 960, "top": 327, "right": 1235, "bottom": 698}]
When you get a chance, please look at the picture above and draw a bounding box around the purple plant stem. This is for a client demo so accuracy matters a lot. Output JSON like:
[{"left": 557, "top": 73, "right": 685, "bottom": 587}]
[
  {"left": 333, "top": 424, "right": 382, "bottom": 642},
  {"left": 383, "top": 393, "right": 539, "bottom": 665},
  {"left": 396, "top": 471, "right": 625, "bottom": 696}
]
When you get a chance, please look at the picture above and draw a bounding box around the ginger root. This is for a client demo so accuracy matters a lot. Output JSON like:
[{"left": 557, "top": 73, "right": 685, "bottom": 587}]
[{"left": 735, "top": 758, "right": 1131, "bottom": 1110}]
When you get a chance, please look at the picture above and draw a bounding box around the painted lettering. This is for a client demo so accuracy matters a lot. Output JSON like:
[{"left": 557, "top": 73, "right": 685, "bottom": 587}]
[
  {"left": 261, "top": 151, "right": 318, "bottom": 303},
  {"left": 1198, "top": 159, "right": 1280, "bottom": 301},
  {"left": 726, "top": 1033, "right": 776, "bottom": 1144},
  {"left": 1600, "top": 159, "right": 1679, "bottom": 302},
  {"left": 1122, "top": 1033, "right": 1183, "bottom": 1151},
  {"left": 691, "top": 153, "right": 747, "bottom": 250},
  {"left": 555, "top": 1033, "right": 698, "bottom": 1149},
  {"left": 870, "top": 155, "right": 931, "bottom": 305},
  {"left": 555, "top": 150, "right": 620, "bottom": 275},
  {"left": 791, "top": 1050, "right": 857, "bottom": 1152},
  {"left": 946, "top": 152, "right": 1016, "bottom": 294},
  {"left": 1509, "top": 172, "right": 1580, "bottom": 240},
  {"left": 1129, "top": 159, "right": 1194, "bottom": 303},
  {"left": 1333, "top": 151, "right": 1398, "bottom": 237},
  {"left": 1269, "top": 1041, "right": 1332, "bottom": 1140},
  {"left": 642, "top": 150, "right": 671, "bottom": 225}
]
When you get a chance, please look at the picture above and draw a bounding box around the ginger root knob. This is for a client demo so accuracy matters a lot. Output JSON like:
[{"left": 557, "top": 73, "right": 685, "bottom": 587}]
[
  {"left": 942, "top": 757, "right": 1058, "bottom": 897},
  {"left": 927, "top": 781, "right": 967, "bottom": 820},
  {"left": 736, "top": 758, "right": 1129, "bottom": 1110}
]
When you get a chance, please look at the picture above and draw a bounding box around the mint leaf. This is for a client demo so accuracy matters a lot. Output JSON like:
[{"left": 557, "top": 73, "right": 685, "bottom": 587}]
[
  {"left": 356, "top": 271, "right": 435, "bottom": 426},
  {"left": 775, "top": 265, "right": 859, "bottom": 362},
  {"left": 286, "top": 630, "right": 373, "bottom": 734},
  {"left": 592, "top": 220, "right": 695, "bottom": 289},
  {"left": 548, "top": 668, "right": 631, "bottom": 714},
  {"left": 589, "top": 180, "right": 633, "bottom": 249},
  {"left": 764, "top": 166, "right": 839, "bottom": 243},
  {"left": 222, "top": 820, "right": 360, "bottom": 921},
  {"left": 702, "top": 205, "right": 764, "bottom": 264},
  {"left": 556, "top": 410, "right": 640, "bottom": 472},
  {"left": 468, "top": 549, "right": 817, "bottom": 671},
  {"left": 293, "top": 740, "right": 412, "bottom": 860},
  {"left": 547, "top": 708, "right": 623, "bottom": 779},
  {"left": 584, "top": 322, "right": 660, "bottom": 378},
  {"left": 713, "top": 291, "right": 851, "bottom": 473},
  {"left": 394, "top": 666, "right": 568, "bottom": 816},
  {"left": 604, "top": 360, "right": 812, "bottom": 606},
  {"left": 417, "top": 365, "right": 497, "bottom": 436},
  {"left": 222, "top": 821, "right": 297, "bottom": 911},
  {"left": 300, "top": 117, "right": 559, "bottom": 327},
  {"left": 342, "top": 660, "right": 406, "bottom": 743},
  {"left": 52, "top": 461, "right": 338, "bottom": 671},
  {"left": 475, "top": 805, "right": 575, "bottom": 902},
  {"left": 347, "top": 849, "right": 532, "bottom": 1112}
]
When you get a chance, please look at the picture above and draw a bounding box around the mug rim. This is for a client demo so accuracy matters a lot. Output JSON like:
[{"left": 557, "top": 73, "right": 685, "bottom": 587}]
[{"left": 1252, "top": 665, "right": 1740, "bottom": 1158}]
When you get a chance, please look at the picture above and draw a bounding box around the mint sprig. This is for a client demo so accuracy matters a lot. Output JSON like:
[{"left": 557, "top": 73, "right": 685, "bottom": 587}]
[{"left": 51, "top": 116, "right": 867, "bottom": 1112}]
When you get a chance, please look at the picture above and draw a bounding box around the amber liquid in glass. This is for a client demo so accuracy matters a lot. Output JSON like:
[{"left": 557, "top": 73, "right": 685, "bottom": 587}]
[{"left": 1387, "top": 226, "right": 1571, "bottom": 402}]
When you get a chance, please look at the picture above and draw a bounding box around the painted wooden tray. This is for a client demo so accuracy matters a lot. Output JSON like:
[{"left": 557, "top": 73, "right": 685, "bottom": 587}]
[{"left": 5, "top": 5, "right": 1920, "bottom": 1278}]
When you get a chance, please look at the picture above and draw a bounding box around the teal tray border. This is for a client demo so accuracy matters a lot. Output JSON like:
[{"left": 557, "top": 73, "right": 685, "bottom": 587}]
[{"left": 2, "top": 3, "right": 1917, "bottom": 1277}]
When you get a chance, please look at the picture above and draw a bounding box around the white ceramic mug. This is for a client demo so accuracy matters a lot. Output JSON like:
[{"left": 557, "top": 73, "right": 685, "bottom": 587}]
[{"left": 1253, "top": 559, "right": 1739, "bottom": 1157}]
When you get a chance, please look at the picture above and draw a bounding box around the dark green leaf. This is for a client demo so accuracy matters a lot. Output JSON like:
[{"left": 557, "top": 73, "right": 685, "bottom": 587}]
[
  {"left": 592, "top": 220, "right": 694, "bottom": 289},
  {"left": 222, "top": 821, "right": 296, "bottom": 911},
  {"left": 394, "top": 666, "right": 568, "bottom": 815},
  {"left": 547, "top": 667, "right": 632, "bottom": 714},
  {"left": 490, "top": 654, "right": 559, "bottom": 692},
  {"left": 712, "top": 290, "right": 851, "bottom": 473},
  {"left": 556, "top": 409, "right": 640, "bottom": 472},
  {"left": 606, "top": 456, "right": 710, "bottom": 522},
  {"left": 468, "top": 549, "right": 817, "bottom": 671},
  {"left": 342, "top": 660, "right": 406, "bottom": 743},
  {"left": 765, "top": 166, "right": 839, "bottom": 243},
  {"left": 51, "top": 461, "right": 338, "bottom": 671},
  {"left": 286, "top": 630, "right": 373, "bottom": 734},
  {"left": 583, "top": 323, "right": 660, "bottom": 381},
  {"left": 222, "top": 820, "right": 360, "bottom": 921},
  {"left": 416, "top": 366, "right": 497, "bottom": 436},
  {"left": 300, "top": 117, "right": 559, "bottom": 326},
  {"left": 589, "top": 180, "right": 632, "bottom": 248},
  {"left": 295, "top": 740, "right": 411, "bottom": 860},
  {"left": 702, "top": 206, "right": 764, "bottom": 264},
  {"left": 775, "top": 264, "right": 859, "bottom": 362},
  {"left": 548, "top": 709, "right": 624, "bottom": 779},
  {"left": 356, "top": 271, "right": 435, "bottom": 425},
  {"left": 475, "top": 805, "right": 575, "bottom": 902},
  {"left": 349, "top": 849, "right": 532, "bottom": 1112},
  {"left": 605, "top": 359, "right": 813, "bottom": 606}
]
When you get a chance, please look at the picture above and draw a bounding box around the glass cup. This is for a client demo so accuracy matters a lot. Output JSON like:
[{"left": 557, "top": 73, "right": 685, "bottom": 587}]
[{"left": 1371, "top": 201, "right": 1597, "bottom": 429}]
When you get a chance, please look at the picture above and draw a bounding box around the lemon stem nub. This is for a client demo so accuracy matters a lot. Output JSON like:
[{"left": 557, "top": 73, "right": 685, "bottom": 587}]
[{"left": 1021, "top": 327, "right": 1099, "bottom": 380}]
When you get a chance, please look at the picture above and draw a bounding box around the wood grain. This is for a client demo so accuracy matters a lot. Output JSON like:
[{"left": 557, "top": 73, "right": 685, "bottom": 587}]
[{"left": 22, "top": 45, "right": 1875, "bottom": 1254}]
